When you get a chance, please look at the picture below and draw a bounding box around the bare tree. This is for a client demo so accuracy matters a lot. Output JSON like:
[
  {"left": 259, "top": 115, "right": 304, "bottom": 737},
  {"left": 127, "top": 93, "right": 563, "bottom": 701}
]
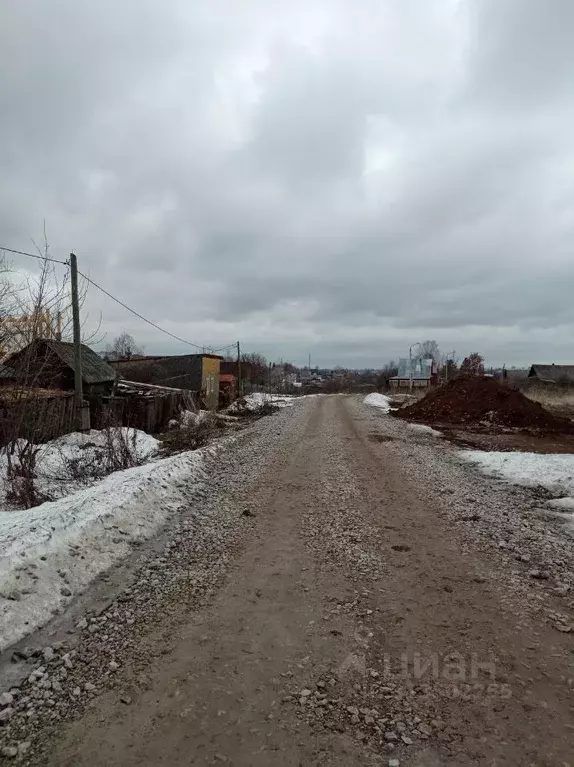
[
  {"left": 444, "top": 356, "right": 458, "bottom": 380},
  {"left": 0, "top": 254, "right": 18, "bottom": 358},
  {"left": 240, "top": 352, "right": 268, "bottom": 386},
  {"left": 460, "top": 352, "right": 485, "bottom": 376},
  {"left": 1, "top": 232, "right": 101, "bottom": 356},
  {"left": 104, "top": 331, "right": 143, "bottom": 361},
  {"left": 378, "top": 360, "right": 398, "bottom": 389},
  {"left": 419, "top": 340, "right": 441, "bottom": 363},
  {"left": 0, "top": 234, "right": 101, "bottom": 507}
]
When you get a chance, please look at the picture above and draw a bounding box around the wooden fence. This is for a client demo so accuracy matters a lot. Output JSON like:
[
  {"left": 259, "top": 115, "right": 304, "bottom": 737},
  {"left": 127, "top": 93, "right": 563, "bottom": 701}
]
[
  {"left": 0, "top": 390, "right": 76, "bottom": 445},
  {"left": 0, "top": 384, "right": 198, "bottom": 446},
  {"left": 89, "top": 388, "right": 197, "bottom": 433}
]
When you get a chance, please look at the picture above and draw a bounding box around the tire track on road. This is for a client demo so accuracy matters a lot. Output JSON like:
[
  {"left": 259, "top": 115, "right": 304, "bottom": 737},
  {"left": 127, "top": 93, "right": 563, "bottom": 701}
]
[{"left": 333, "top": 395, "right": 574, "bottom": 765}]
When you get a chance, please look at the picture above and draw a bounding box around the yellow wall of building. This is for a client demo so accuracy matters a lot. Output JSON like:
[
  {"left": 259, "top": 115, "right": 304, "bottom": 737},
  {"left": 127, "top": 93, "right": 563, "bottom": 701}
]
[{"left": 201, "top": 356, "right": 221, "bottom": 409}]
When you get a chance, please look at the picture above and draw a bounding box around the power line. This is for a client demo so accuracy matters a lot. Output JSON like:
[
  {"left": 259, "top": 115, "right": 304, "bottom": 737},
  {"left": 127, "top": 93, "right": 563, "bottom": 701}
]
[
  {"left": 1, "top": 242, "right": 236, "bottom": 354},
  {"left": 78, "top": 269, "right": 216, "bottom": 352},
  {"left": 211, "top": 342, "right": 238, "bottom": 353},
  {"left": 0, "top": 245, "right": 68, "bottom": 266}
]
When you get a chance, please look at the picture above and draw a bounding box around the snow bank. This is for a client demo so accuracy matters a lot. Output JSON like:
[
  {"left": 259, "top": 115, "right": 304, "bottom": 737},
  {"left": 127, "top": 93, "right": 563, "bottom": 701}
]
[
  {"left": 180, "top": 409, "right": 210, "bottom": 428},
  {"left": 0, "top": 444, "right": 219, "bottom": 651},
  {"left": 407, "top": 423, "right": 443, "bottom": 437},
  {"left": 228, "top": 393, "right": 296, "bottom": 412},
  {"left": 461, "top": 451, "right": 574, "bottom": 508},
  {"left": 363, "top": 393, "right": 391, "bottom": 412},
  {"left": 247, "top": 393, "right": 295, "bottom": 408},
  {"left": 547, "top": 497, "right": 574, "bottom": 511},
  {"left": 0, "top": 428, "right": 160, "bottom": 510}
]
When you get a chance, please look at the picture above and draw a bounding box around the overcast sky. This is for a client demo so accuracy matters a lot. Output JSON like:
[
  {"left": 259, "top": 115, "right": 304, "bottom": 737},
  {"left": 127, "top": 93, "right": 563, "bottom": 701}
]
[{"left": 2, "top": 0, "right": 574, "bottom": 368}]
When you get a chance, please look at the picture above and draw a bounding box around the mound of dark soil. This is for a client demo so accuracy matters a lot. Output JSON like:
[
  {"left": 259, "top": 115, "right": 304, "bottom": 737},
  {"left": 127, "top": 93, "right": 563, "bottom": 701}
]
[{"left": 395, "top": 376, "right": 574, "bottom": 433}]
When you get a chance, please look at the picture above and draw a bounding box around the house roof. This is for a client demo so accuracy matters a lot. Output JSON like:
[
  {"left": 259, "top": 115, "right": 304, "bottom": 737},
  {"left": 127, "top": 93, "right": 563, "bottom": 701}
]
[
  {"left": 8, "top": 339, "right": 116, "bottom": 384},
  {"left": 529, "top": 364, "right": 574, "bottom": 383},
  {"left": 0, "top": 364, "right": 18, "bottom": 380},
  {"left": 111, "top": 353, "right": 223, "bottom": 363},
  {"left": 504, "top": 368, "right": 529, "bottom": 381},
  {"left": 44, "top": 340, "right": 116, "bottom": 383}
]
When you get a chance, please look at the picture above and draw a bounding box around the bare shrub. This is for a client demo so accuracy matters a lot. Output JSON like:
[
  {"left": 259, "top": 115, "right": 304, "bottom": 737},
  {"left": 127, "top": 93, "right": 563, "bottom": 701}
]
[
  {"left": 100, "top": 424, "right": 142, "bottom": 473},
  {"left": 53, "top": 425, "right": 147, "bottom": 486},
  {"left": 19, "top": 421, "right": 154, "bottom": 505},
  {"left": 231, "top": 397, "right": 280, "bottom": 419},
  {"left": 256, "top": 401, "right": 280, "bottom": 417},
  {"left": 160, "top": 415, "right": 218, "bottom": 455},
  {"left": 4, "top": 440, "right": 52, "bottom": 508},
  {"left": 1, "top": 233, "right": 104, "bottom": 508}
]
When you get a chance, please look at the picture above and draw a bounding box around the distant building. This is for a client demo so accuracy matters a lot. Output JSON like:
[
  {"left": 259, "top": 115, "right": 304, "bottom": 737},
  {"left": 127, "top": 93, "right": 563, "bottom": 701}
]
[
  {"left": 528, "top": 364, "right": 574, "bottom": 385},
  {"left": 389, "top": 357, "right": 437, "bottom": 390}
]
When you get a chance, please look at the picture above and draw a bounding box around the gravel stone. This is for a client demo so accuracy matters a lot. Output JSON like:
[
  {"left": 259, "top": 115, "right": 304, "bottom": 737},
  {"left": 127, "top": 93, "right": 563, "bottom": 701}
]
[{"left": 1, "top": 399, "right": 572, "bottom": 764}]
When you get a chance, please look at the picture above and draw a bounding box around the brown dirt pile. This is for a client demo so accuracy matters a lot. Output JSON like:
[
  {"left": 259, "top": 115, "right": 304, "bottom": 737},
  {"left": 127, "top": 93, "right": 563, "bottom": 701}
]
[{"left": 395, "top": 376, "right": 574, "bottom": 433}]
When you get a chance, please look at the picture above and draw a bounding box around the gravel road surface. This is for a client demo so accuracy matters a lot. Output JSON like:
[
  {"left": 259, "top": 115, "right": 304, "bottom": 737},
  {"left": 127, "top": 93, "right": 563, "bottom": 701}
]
[{"left": 1, "top": 395, "right": 573, "bottom": 765}]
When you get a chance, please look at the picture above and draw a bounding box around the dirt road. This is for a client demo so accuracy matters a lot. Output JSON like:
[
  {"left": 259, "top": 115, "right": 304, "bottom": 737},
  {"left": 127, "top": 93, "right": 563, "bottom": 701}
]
[{"left": 11, "top": 396, "right": 574, "bottom": 764}]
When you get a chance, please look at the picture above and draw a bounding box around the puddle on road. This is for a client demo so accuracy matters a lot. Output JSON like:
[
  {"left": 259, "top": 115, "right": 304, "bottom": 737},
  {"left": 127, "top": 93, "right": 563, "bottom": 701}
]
[{"left": 368, "top": 433, "right": 395, "bottom": 444}]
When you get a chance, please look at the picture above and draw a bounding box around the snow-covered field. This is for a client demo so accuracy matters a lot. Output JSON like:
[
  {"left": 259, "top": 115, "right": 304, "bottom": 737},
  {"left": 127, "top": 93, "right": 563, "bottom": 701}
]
[
  {"left": 363, "top": 392, "right": 391, "bottom": 412},
  {"left": 461, "top": 450, "right": 574, "bottom": 511},
  {"left": 0, "top": 442, "right": 221, "bottom": 650}
]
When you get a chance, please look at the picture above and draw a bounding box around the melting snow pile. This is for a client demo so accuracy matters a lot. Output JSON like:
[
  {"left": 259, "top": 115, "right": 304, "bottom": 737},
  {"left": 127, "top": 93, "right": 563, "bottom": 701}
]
[
  {"left": 229, "top": 393, "right": 296, "bottom": 412},
  {"left": 179, "top": 410, "right": 211, "bottom": 428},
  {"left": 461, "top": 450, "right": 574, "bottom": 514},
  {"left": 0, "top": 442, "right": 220, "bottom": 650},
  {"left": 0, "top": 428, "right": 160, "bottom": 510},
  {"left": 407, "top": 423, "right": 443, "bottom": 437},
  {"left": 363, "top": 393, "right": 391, "bottom": 412}
]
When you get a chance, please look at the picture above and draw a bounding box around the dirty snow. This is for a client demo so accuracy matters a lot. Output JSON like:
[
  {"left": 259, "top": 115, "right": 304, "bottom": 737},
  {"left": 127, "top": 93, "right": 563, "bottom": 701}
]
[
  {"left": 363, "top": 393, "right": 391, "bottom": 412},
  {"left": 246, "top": 392, "right": 295, "bottom": 408},
  {"left": 461, "top": 451, "right": 574, "bottom": 505},
  {"left": 179, "top": 409, "right": 210, "bottom": 428},
  {"left": 407, "top": 423, "right": 443, "bottom": 437},
  {"left": 0, "top": 428, "right": 160, "bottom": 510},
  {"left": 0, "top": 444, "right": 220, "bottom": 651},
  {"left": 546, "top": 497, "right": 574, "bottom": 511},
  {"left": 229, "top": 393, "right": 296, "bottom": 412}
]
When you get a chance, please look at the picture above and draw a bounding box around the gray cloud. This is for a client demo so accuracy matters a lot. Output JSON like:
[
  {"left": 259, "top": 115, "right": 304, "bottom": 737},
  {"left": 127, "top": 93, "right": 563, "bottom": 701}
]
[{"left": 1, "top": 0, "right": 574, "bottom": 367}]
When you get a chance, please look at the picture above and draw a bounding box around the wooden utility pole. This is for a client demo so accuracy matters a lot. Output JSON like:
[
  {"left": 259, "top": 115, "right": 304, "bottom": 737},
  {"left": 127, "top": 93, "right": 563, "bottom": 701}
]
[
  {"left": 236, "top": 340, "right": 242, "bottom": 395},
  {"left": 70, "top": 252, "right": 83, "bottom": 407}
]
